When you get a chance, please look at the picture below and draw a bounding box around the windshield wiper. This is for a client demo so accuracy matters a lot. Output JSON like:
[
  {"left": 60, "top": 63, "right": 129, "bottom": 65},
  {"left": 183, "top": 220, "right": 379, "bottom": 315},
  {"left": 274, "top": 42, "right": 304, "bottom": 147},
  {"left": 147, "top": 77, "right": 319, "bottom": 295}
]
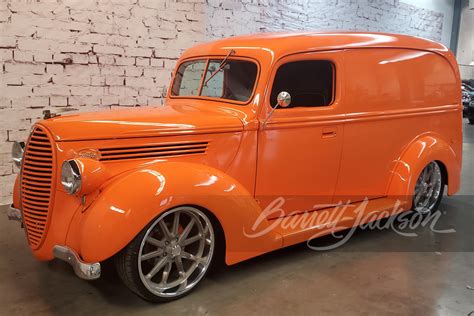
[{"left": 203, "top": 49, "right": 236, "bottom": 87}]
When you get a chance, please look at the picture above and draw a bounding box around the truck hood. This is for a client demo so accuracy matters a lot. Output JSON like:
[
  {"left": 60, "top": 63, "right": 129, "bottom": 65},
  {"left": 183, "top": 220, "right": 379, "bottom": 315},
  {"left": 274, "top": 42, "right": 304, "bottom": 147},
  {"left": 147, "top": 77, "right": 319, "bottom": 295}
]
[{"left": 41, "top": 104, "right": 244, "bottom": 142}]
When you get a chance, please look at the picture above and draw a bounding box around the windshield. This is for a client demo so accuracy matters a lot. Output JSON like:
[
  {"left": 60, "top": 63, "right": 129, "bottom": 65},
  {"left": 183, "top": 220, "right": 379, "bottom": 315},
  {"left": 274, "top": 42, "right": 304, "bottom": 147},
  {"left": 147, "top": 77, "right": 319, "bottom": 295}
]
[{"left": 171, "top": 58, "right": 258, "bottom": 103}]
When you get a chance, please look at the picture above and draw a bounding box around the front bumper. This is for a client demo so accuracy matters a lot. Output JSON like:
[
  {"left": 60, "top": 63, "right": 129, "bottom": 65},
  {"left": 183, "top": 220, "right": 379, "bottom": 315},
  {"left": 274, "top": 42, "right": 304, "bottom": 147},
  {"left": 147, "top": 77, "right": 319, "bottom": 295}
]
[
  {"left": 7, "top": 204, "right": 22, "bottom": 222},
  {"left": 6, "top": 208, "right": 100, "bottom": 280},
  {"left": 8, "top": 202, "right": 100, "bottom": 281},
  {"left": 53, "top": 245, "right": 101, "bottom": 280},
  {"left": 7, "top": 207, "right": 101, "bottom": 280}
]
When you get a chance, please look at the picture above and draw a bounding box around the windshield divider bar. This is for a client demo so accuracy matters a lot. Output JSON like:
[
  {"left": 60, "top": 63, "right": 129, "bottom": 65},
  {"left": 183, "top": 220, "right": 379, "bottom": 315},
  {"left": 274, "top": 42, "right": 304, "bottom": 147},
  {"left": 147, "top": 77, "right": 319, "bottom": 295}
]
[{"left": 197, "top": 59, "right": 210, "bottom": 96}]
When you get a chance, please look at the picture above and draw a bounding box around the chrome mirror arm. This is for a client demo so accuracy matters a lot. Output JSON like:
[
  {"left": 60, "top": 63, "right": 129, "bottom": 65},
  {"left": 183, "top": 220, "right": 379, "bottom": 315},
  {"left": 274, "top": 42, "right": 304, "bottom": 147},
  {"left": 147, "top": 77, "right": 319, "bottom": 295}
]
[
  {"left": 262, "top": 91, "right": 291, "bottom": 127},
  {"left": 262, "top": 104, "right": 279, "bottom": 126}
]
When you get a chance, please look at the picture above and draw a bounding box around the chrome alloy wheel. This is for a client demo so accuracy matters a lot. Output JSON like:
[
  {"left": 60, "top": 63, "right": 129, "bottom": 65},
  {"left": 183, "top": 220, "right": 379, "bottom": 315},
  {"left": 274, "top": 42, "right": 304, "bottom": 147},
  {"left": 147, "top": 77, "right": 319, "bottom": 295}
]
[
  {"left": 138, "top": 207, "right": 215, "bottom": 298},
  {"left": 413, "top": 162, "right": 442, "bottom": 213}
]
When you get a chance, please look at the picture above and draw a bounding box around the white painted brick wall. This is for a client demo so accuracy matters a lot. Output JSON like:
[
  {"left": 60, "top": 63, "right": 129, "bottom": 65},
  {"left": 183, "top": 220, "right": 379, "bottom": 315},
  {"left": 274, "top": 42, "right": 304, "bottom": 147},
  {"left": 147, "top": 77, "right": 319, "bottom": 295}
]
[{"left": 0, "top": 0, "right": 444, "bottom": 204}]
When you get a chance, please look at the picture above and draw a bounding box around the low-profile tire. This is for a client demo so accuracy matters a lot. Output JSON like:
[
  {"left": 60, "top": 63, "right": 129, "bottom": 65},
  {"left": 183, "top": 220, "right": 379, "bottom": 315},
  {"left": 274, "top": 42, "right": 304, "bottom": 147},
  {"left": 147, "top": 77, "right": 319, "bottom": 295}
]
[
  {"left": 115, "top": 206, "right": 216, "bottom": 303},
  {"left": 412, "top": 161, "right": 445, "bottom": 213}
]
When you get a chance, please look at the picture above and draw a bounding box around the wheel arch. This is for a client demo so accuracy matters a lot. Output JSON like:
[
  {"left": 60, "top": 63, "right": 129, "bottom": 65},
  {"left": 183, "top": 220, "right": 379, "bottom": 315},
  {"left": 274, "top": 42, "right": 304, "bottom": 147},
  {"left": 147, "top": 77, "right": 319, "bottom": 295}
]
[
  {"left": 387, "top": 134, "right": 461, "bottom": 205},
  {"left": 435, "top": 159, "right": 448, "bottom": 187},
  {"left": 65, "top": 161, "right": 282, "bottom": 265}
]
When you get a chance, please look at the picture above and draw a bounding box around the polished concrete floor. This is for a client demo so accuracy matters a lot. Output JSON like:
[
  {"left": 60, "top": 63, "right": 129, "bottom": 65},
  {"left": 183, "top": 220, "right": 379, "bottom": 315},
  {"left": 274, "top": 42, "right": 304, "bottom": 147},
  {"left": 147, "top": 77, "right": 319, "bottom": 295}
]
[{"left": 1, "top": 123, "right": 473, "bottom": 315}]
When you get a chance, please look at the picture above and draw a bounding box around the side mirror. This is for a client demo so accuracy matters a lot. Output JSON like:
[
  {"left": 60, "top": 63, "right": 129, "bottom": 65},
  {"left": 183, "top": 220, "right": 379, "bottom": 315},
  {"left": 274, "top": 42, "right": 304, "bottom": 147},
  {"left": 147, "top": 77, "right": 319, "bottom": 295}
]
[
  {"left": 263, "top": 91, "right": 291, "bottom": 125},
  {"left": 277, "top": 91, "right": 291, "bottom": 108}
]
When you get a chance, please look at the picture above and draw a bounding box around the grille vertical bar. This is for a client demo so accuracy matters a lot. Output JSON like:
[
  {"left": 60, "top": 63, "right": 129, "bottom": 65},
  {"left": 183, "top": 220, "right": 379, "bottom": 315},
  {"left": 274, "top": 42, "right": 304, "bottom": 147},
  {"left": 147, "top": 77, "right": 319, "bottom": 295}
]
[{"left": 20, "top": 126, "right": 54, "bottom": 249}]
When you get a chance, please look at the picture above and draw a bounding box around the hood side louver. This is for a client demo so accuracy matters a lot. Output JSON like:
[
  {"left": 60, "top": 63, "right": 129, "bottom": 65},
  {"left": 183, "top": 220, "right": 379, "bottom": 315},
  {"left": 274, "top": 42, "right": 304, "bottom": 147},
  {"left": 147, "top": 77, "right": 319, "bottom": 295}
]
[{"left": 98, "top": 141, "right": 209, "bottom": 162}]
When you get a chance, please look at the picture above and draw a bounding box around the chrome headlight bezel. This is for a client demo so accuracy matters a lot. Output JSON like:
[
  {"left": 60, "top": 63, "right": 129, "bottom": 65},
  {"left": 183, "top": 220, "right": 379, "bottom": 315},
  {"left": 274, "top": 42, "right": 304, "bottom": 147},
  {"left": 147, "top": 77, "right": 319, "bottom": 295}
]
[
  {"left": 61, "top": 159, "right": 82, "bottom": 195},
  {"left": 11, "top": 141, "right": 25, "bottom": 169}
]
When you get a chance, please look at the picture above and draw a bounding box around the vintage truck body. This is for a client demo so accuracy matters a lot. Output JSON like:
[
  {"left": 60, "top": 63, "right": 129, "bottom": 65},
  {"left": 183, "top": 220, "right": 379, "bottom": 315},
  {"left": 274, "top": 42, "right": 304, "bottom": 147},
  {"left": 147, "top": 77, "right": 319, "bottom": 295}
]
[{"left": 9, "top": 32, "right": 462, "bottom": 301}]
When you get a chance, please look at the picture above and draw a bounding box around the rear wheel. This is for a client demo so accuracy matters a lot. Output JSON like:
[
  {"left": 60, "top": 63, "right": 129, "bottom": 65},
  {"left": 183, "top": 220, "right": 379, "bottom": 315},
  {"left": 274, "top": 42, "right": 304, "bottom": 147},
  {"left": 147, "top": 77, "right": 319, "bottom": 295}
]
[
  {"left": 469, "top": 117, "right": 474, "bottom": 124},
  {"left": 412, "top": 161, "right": 444, "bottom": 213},
  {"left": 115, "top": 206, "right": 215, "bottom": 302}
]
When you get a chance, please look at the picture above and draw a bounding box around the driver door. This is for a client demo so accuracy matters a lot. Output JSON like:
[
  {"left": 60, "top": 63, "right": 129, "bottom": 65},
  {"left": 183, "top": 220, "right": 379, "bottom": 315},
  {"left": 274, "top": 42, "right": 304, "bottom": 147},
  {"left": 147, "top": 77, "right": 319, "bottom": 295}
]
[{"left": 255, "top": 51, "right": 345, "bottom": 219}]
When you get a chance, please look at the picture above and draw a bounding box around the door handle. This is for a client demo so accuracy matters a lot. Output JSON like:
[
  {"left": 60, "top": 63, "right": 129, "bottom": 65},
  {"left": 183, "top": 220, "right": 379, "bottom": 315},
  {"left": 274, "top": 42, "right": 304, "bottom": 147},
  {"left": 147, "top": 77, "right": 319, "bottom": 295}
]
[{"left": 322, "top": 127, "right": 337, "bottom": 138}]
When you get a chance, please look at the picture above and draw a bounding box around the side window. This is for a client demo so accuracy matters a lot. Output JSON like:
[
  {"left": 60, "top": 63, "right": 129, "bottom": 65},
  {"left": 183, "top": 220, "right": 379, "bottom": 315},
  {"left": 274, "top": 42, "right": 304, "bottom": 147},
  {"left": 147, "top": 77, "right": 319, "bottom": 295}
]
[
  {"left": 171, "top": 60, "right": 206, "bottom": 96},
  {"left": 270, "top": 60, "right": 334, "bottom": 108}
]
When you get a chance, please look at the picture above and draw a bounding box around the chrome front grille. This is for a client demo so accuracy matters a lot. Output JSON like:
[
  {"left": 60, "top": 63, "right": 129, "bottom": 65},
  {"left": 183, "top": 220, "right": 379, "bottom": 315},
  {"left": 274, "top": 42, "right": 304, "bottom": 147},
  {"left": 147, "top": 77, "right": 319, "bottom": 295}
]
[{"left": 20, "top": 126, "right": 55, "bottom": 249}]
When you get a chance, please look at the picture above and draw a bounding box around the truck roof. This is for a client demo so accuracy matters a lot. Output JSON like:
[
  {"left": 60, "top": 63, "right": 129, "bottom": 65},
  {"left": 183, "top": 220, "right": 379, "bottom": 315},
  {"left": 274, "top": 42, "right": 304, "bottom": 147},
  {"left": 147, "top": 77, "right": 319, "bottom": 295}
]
[{"left": 181, "top": 31, "right": 451, "bottom": 61}]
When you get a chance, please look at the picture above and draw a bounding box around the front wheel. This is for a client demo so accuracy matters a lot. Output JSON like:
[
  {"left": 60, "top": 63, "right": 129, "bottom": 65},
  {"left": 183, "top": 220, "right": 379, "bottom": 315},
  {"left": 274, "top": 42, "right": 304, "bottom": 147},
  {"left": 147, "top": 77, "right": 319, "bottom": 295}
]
[
  {"left": 469, "top": 117, "right": 474, "bottom": 124},
  {"left": 115, "top": 206, "right": 216, "bottom": 302},
  {"left": 412, "top": 161, "right": 445, "bottom": 213}
]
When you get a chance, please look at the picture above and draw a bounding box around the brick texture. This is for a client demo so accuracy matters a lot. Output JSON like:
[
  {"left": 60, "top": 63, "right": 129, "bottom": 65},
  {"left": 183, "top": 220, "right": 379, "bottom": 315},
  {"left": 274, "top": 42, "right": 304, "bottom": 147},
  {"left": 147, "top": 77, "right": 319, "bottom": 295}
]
[{"left": 0, "top": 0, "right": 444, "bottom": 204}]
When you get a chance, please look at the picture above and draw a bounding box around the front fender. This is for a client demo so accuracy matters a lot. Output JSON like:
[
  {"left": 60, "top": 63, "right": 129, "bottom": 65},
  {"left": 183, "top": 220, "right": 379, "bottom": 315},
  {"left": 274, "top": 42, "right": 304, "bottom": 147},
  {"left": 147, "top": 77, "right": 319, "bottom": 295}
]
[
  {"left": 66, "top": 162, "right": 282, "bottom": 264},
  {"left": 387, "top": 134, "right": 461, "bottom": 205}
]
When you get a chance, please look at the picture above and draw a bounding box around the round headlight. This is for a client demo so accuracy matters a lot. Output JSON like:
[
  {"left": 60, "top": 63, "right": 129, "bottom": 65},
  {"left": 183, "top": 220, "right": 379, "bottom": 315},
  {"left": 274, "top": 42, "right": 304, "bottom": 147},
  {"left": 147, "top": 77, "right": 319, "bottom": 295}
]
[
  {"left": 61, "top": 160, "right": 82, "bottom": 194},
  {"left": 11, "top": 141, "right": 25, "bottom": 168}
]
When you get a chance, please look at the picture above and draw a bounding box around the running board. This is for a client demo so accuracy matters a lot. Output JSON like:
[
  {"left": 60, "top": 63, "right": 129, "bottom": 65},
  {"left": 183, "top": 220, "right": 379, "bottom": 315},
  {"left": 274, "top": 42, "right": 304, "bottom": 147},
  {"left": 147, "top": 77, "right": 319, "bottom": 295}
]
[{"left": 269, "top": 198, "right": 408, "bottom": 247}]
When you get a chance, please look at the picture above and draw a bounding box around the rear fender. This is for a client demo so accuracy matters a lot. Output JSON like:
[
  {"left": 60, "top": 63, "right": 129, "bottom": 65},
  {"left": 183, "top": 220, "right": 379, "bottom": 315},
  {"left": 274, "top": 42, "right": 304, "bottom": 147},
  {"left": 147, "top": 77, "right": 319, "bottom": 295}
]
[
  {"left": 66, "top": 162, "right": 282, "bottom": 265},
  {"left": 387, "top": 134, "right": 461, "bottom": 206}
]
